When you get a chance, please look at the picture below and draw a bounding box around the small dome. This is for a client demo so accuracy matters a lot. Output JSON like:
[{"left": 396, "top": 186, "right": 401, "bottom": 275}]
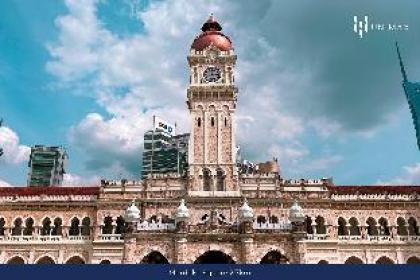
[
  {"left": 238, "top": 199, "right": 254, "bottom": 222},
  {"left": 175, "top": 199, "right": 189, "bottom": 220},
  {"left": 289, "top": 201, "right": 305, "bottom": 223},
  {"left": 124, "top": 200, "right": 140, "bottom": 223},
  {"left": 191, "top": 14, "right": 233, "bottom": 51}
]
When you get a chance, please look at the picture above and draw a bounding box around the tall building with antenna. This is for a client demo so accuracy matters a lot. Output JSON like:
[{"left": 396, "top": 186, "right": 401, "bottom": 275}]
[{"left": 396, "top": 42, "right": 420, "bottom": 150}]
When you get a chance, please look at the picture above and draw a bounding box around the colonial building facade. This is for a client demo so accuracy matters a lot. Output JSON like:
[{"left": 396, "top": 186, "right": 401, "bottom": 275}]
[{"left": 0, "top": 16, "right": 420, "bottom": 265}]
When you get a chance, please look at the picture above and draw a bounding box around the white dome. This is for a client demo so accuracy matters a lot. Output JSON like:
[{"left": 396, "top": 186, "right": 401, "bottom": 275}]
[
  {"left": 238, "top": 199, "right": 254, "bottom": 222},
  {"left": 289, "top": 201, "right": 305, "bottom": 223},
  {"left": 175, "top": 199, "right": 189, "bottom": 220},
  {"left": 124, "top": 200, "right": 140, "bottom": 223}
]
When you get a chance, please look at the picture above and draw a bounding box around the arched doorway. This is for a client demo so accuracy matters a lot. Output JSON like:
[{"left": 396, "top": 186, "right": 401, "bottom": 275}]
[
  {"left": 141, "top": 251, "right": 169, "bottom": 264},
  {"left": 260, "top": 251, "right": 289, "bottom": 264},
  {"left": 66, "top": 256, "right": 85, "bottom": 264},
  {"left": 36, "top": 256, "right": 55, "bottom": 264},
  {"left": 318, "top": 260, "right": 329, "bottom": 264},
  {"left": 100, "top": 259, "right": 111, "bottom": 264},
  {"left": 407, "top": 256, "right": 420, "bottom": 264},
  {"left": 194, "top": 251, "right": 235, "bottom": 264},
  {"left": 345, "top": 256, "right": 363, "bottom": 264},
  {"left": 376, "top": 256, "right": 394, "bottom": 264},
  {"left": 7, "top": 256, "right": 25, "bottom": 264}
]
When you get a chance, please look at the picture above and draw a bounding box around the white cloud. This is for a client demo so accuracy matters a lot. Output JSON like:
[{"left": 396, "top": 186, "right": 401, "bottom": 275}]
[
  {"left": 0, "top": 126, "right": 31, "bottom": 165},
  {"left": 378, "top": 163, "right": 420, "bottom": 185},
  {"left": 0, "top": 179, "right": 13, "bottom": 187},
  {"left": 63, "top": 173, "right": 99, "bottom": 186},
  {"left": 47, "top": 0, "right": 351, "bottom": 178}
]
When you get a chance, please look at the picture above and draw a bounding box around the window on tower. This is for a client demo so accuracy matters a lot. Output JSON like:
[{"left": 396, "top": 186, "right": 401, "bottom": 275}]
[
  {"left": 203, "top": 168, "right": 211, "bottom": 191},
  {"left": 198, "top": 118, "right": 201, "bottom": 127},
  {"left": 211, "top": 117, "right": 215, "bottom": 127}
]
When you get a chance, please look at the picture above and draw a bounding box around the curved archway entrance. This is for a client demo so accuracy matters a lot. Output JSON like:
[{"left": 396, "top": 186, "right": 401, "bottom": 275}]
[
  {"left": 407, "top": 256, "right": 420, "bottom": 264},
  {"left": 36, "top": 256, "right": 55, "bottom": 264},
  {"left": 7, "top": 256, "right": 25, "bottom": 264},
  {"left": 141, "top": 251, "right": 169, "bottom": 264},
  {"left": 376, "top": 256, "right": 394, "bottom": 264},
  {"left": 194, "top": 250, "right": 235, "bottom": 264},
  {"left": 66, "top": 256, "right": 85, "bottom": 264},
  {"left": 260, "top": 251, "right": 289, "bottom": 264},
  {"left": 345, "top": 256, "right": 363, "bottom": 264},
  {"left": 100, "top": 259, "right": 111, "bottom": 264}
]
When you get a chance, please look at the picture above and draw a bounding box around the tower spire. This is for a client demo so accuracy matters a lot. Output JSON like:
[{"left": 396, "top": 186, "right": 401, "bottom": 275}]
[{"left": 396, "top": 41, "right": 408, "bottom": 82}]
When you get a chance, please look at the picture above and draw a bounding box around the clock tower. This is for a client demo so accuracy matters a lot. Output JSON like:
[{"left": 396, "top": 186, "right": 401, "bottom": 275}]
[{"left": 187, "top": 15, "right": 238, "bottom": 193}]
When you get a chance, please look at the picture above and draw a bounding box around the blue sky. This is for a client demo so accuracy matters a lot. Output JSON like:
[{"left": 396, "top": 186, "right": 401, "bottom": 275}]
[{"left": 1, "top": 0, "right": 420, "bottom": 186}]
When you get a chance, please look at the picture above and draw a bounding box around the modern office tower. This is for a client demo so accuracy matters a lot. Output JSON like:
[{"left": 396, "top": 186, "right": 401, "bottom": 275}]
[
  {"left": 27, "top": 145, "right": 68, "bottom": 187},
  {"left": 141, "top": 121, "right": 189, "bottom": 178},
  {"left": 397, "top": 42, "right": 420, "bottom": 150}
]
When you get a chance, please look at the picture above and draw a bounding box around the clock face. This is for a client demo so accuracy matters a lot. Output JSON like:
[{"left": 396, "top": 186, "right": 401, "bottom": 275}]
[{"left": 203, "top": 66, "right": 222, "bottom": 83}]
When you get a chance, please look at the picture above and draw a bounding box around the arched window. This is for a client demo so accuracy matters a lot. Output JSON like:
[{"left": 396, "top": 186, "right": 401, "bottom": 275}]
[
  {"left": 100, "top": 260, "right": 111, "bottom": 264},
  {"left": 69, "top": 218, "right": 80, "bottom": 236},
  {"left": 260, "top": 251, "right": 289, "bottom": 264},
  {"left": 141, "top": 251, "right": 169, "bottom": 264},
  {"left": 397, "top": 217, "right": 408, "bottom": 236},
  {"left": 408, "top": 217, "right": 419, "bottom": 236},
  {"left": 376, "top": 256, "right": 394, "bottom": 264},
  {"left": 338, "top": 217, "right": 347, "bottom": 236},
  {"left": 269, "top": 215, "right": 279, "bottom": 224},
  {"left": 211, "top": 117, "right": 215, "bottom": 127},
  {"left": 318, "top": 260, "right": 329, "bottom": 264},
  {"left": 66, "top": 256, "right": 85, "bottom": 264},
  {"left": 305, "top": 216, "right": 313, "bottom": 234},
  {"left": 7, "top": 256, "right": 25, "bottom": 264},
  {"left": 366, "top": 217, "right": 378, "bottom": 236},
  {"left": 102, "top": 216, "right": 113, "bottom": 234},
  {"left": 36, "top": 256, "right": 55, "bottom": 264},
  {"left": 115, "top": 216, "right": 125, "bottom": 234},
  {"left": 345, "top": 256, "right": 363, "bottom": 264},
  {"left": 257, "top": 215, "right": 266, "bottom": 224},
  {"left": 407, "top": 256, "right": 420, "bottom": 264},
  {"left": 378, "top": 217, "right": 390, "bottom": 236},
  {"left": 224, "top": 118, "right": 227, "bottom": 126},
  {"left": 194, "top": 250, "right": 235, "bottom": 264},
  {"left": 197, "top": 118, "right": 201, "bottom": 127},
  {"left": 349, "top": 217, "right": 360, "bottom": 235},
  {"left": 148, "top": 215, "right": 158, "bottom": 223},
  {"left": 216, "top": 168, "right": 225, "bottom": 191},
  {"left": 81, "top": 217, "right": 90, "bottom": 236},
  {"left": 203, "top": 169, "right": 212, "bottom": 191},
  {"left": 52, "top": 218, "right": 62, "bottom": 236},
  {"left": 41, "top": 218, "right": 52, "bottom": 235},
  {"left": 315, "top": 216, "right": 326, "bottom": 234},
  {"left": 0, "top": 218, "right": 5, "bottom": 236},
  {"left": 24, "top": 218, "right": 34, "bottom": 236},
  {"left": 12, "top": 218, "right": 23, "bottom": 236}
]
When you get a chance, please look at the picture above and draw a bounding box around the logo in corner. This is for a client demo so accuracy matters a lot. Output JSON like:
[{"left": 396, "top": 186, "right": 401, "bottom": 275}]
[{"left": 354, "top": 16, "right": 369, "bottom": 38}]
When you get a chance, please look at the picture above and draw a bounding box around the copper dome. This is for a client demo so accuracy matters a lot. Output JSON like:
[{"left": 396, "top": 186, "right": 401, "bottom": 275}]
[{"left": 191, "top": 15, "right": 233, "bottom": 51}]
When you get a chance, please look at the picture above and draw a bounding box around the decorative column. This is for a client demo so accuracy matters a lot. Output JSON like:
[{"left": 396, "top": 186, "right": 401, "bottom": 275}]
[
  {"left": 174, "top": 199, "right": 190, "bottom": 264},
  {"left": 238, "top": 199, "right": 254, "bottom": 263},
  {"left": 123, "top": 200, "right": 140, "bottom": 264},
  {"left": 289, "top": 201, "right": 306, "bottom": 264}
]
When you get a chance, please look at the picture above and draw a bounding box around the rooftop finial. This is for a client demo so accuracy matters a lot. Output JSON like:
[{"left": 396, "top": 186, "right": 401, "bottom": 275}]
[{"left": 396, "top": 42, "right": 408, "bottom": 82}]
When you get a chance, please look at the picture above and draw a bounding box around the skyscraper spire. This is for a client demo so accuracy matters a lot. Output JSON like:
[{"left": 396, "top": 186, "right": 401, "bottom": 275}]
[{"left": 396, "top": 41, "right": 408, "bottom": 82}]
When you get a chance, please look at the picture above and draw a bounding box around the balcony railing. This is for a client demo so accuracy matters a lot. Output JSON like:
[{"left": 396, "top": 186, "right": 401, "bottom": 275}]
[
  {"left": 253, "top": 222, "right": 293, "bottom": 232},
  {"left": 0, "top": 235, "right": 90, "bottom": 242},
  {"left": 98, "top": 234, "right": 123, "bottom": 241},
  {"left": 306, "top": 234, "right": 328, "bottom": 240},
  {"left": 137, "top": 221, "right": 176, "bottom": 231}
]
